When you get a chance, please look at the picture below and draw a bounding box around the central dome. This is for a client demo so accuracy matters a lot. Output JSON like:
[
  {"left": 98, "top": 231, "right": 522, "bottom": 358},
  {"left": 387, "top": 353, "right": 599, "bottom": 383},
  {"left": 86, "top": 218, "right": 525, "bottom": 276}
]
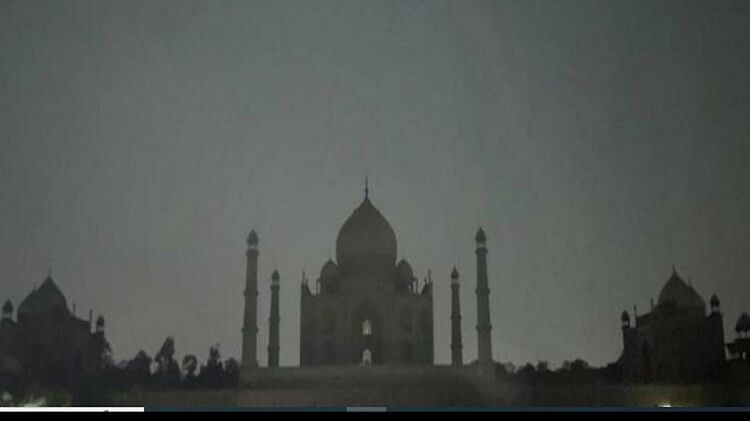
[
  {"left": 335, "top": 196, "right": 397, "bottom": 275},
  {"left": 18, "top": 276, "right": 70, "bottom": 319},
  {"left": 657, "top": 268, "right": 705, "bottom": 312}
]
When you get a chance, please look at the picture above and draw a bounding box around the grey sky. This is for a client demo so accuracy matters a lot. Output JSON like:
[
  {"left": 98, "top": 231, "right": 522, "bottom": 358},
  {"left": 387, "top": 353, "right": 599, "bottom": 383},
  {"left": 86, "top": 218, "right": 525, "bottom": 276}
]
[{"left": 1, "top": 0, "right": 748, "bottom": 368}]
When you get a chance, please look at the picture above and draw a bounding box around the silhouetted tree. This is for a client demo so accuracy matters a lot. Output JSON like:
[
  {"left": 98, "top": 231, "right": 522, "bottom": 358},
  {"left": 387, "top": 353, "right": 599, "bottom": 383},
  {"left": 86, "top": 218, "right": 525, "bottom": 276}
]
[
  {"left": 99, "top": 340, "right": 114, "bottom": 370},
  {"left": 77, "top": 337, "right": 116, "bottom": 404},
  {"left": 551, "top": 358, "right": 600, "bottom": 383},
  {"left": 182, "top": 354, "right": 198, "bottom": 388},
  {"left": 153, "top": 337, "right": 181, "bottom": 389},
  {"left": 224, "top": 358, "right": 239, "bottom": 388},
  {"left": 516, "top": 363, "right": 537, "bottom": 383},
  {"left": 197, "top": 345, "right": 224, "bottom": 389},
  {"left": 125, "top": 351, "right": 152, "bottom": 388},
  {"left": 569, "top": 359, "right": 589, "bottom": 375},
  {"left": 602, "top": 361, "right": 622, "bottom": 383},
  {"left": 494, "top": 361, "right": 516, "bottom": 378}
]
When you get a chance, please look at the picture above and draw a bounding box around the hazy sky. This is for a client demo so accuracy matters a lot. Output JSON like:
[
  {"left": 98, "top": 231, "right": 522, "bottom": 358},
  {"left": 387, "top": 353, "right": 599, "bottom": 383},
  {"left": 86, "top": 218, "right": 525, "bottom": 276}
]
[{"left": 1, "top": 0, "right": 749, "bottom": 369}]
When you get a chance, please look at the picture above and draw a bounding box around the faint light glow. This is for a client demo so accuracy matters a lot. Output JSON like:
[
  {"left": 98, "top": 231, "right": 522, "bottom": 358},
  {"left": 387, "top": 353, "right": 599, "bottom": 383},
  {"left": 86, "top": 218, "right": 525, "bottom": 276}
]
[
  {"left": 22, "top": 397, "right": 46, "bottom": 407},
  {"left": 658, "top": 402, "right": 671, "bottom": 408},
  {"left": 362, "top": 319, "right": 372, "bottom": 336},
  {"left": 1, "top": 391, "right": 12, "bottom": 405}
]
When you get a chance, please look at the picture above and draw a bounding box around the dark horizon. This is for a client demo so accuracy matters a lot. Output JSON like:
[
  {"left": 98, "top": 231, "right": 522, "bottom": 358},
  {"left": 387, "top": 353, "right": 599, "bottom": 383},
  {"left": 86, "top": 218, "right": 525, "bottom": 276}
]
[{"left": 1, "top": 0, "right": 749, "bottom": 370}]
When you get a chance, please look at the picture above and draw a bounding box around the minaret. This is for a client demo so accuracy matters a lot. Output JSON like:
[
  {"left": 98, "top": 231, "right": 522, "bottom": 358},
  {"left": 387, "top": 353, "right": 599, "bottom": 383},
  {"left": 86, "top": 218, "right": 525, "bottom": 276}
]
[
  {"left": 475, "top": 227, "right": 493, "bottom": 369},
  {"left": 268, "top": 269, "right": 281, "bottom": 367},
  {"left": 241, "top": 230, "right": 259, "bottom": 368},
  {"left": 1, "top": 300, "right": 12, "bottom": 321},
  {"left": 95, "top": 315, "right": 105, "bottom": 334},
  {"left": 620, "top": 310, "right": 631, "bottom": 360},
  {"left": 621, "top": 310, "right": 631, "bottom": 337},
  {"left": 1, "top": 300, "right": 14, "bottom": 350},
  {"left": 450, "top": 267, "right": 463, "bottom": 367}
]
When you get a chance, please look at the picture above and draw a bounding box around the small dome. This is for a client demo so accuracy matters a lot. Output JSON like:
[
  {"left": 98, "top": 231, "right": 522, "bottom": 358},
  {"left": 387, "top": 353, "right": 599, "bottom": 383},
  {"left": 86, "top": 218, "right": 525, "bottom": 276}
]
[
  {"left": 475, "top": 227, "right": 487, "bottom": 244},
  {"left": 17, "top": 276, "right": 70, "bottom": 318},
  {"left": 450, "top": 267, "right": 459, "bottom": 280},
  {"left": 247, "top": 230, "right": 259, "bottom": 246},
  {"left": 271, "top": 269, "right": 280, "bottom": 281},
  {"left": 2, "top": 299, "right": 12, "bottom": 314},
  {"left": 320, "top": 260, "right": 339, "bottom": 279},
  {"left": 96, "top": 315, "right": 105, "bottom": 327},
  {"left": 657, "top": 267, "right": 705, "bottom": 311},
  {"left": 736, "top": 312, "right": 750, "bottom": 333},
  {"left": 395, "top": 259, "right": 414, "bottom": 280},
  {"left": 621, "top": 310, "right": 630, "bottom": 322},
  {"left": 710, "top": 294, "right": 720, "bottom": 307}
]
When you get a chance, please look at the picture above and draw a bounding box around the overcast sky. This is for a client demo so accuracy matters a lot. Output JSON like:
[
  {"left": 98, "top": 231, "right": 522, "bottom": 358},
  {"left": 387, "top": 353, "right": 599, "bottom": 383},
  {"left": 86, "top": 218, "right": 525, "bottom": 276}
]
[{"left": 1, "top": 0, "right": 749, "bottom": 369}]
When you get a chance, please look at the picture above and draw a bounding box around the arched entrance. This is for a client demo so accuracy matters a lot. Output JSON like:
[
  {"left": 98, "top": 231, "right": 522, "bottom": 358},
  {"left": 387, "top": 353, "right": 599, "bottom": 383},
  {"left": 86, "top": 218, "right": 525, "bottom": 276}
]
[
  {"left": 362, "top": 349, "right": 372, "bottom": 365},
  {"left": 362, "top": 319, "right": 372, "bottom": 337},
  {"left": 353, "top": 302, "right": 381, "bottom": 365},
  {"left": 641, "top": 342, "right": 652, "bottom": 383}
]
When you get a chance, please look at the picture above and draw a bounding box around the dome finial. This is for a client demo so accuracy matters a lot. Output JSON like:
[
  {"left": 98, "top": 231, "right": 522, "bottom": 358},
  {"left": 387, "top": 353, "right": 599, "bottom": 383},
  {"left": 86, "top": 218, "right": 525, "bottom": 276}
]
[
  {"left": 672, "top": 263, "right": 676, "bottom": 274},
  {"left": 365, "top": 175, "right": 369, "bottom": 199},
  {"left": 2, "top": 299, "right": 13, "bottom": 317}
]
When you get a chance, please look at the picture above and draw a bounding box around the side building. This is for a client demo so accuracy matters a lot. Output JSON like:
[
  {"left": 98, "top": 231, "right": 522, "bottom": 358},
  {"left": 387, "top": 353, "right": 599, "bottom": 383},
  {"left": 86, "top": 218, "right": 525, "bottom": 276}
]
[
  {"left": 618, "top": 266, "right": 725, "bottom": 383},
  {"left": 0, "top": 275, "right": 109, "bottom": 390}
]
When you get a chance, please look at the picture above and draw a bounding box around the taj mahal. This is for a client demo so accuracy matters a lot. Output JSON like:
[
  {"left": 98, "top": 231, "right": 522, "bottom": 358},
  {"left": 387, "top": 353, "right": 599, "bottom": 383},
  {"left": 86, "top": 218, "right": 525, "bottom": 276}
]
[{"left": 238, "top": 182, "right": 495, "bottom": 381}]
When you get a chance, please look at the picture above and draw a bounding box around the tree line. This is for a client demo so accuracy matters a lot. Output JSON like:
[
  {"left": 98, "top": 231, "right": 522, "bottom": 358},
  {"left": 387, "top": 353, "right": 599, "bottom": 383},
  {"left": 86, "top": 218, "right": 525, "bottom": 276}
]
[
  {"left": 485, "top": 358, "right": 621, "bottom": 384},
  {"left": 101, "top": 337, "right": 240, "bottom": 392}
]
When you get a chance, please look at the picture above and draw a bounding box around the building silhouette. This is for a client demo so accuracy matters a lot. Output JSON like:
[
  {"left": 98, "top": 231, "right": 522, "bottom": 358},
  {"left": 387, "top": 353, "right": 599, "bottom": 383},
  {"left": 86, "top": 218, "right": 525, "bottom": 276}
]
[
  {"left": 618, "top": 266, "right": 725, "bottom": 383},
  {"left": 0, "top": 274, "right": 108, "bottom": 390},
  {"left": 240, "top": 183, "right": 497, "bottom": 369},
  {"left": 299, "top": 187, "right": 434, "bottom": 366},
  {"left": 727, "top": 312, "right": 750, "bottom": 362}
]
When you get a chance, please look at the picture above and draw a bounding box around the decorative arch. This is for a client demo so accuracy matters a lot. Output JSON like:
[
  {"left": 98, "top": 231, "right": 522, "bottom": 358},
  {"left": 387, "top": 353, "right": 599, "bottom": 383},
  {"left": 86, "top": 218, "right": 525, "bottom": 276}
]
[
  {"left": 322, "top": 308, "right": 335, "bottom": 334},
  {"left": 420, "top": 308, "right": 431, "bottom": 333},
  {"left": 362, "top": 319, "right": 372, "bottom": 336},
  {"left": 362, "top": 349, "right": 372, "bottom": 365},
  {"left": 353, "top": 300, "right": 381, "bottom": 365},
  {"left": 399, "top": 341, "right": 414, "bottom": 363},
  {"left": 399, "top": 307, "right": 412, "bottom": 333},
  {"left": 322, "top": 341, "right": 335, "bottom": 364},
  {"left": 641, "top": 342, "right": 652, "bottom": 383}
]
